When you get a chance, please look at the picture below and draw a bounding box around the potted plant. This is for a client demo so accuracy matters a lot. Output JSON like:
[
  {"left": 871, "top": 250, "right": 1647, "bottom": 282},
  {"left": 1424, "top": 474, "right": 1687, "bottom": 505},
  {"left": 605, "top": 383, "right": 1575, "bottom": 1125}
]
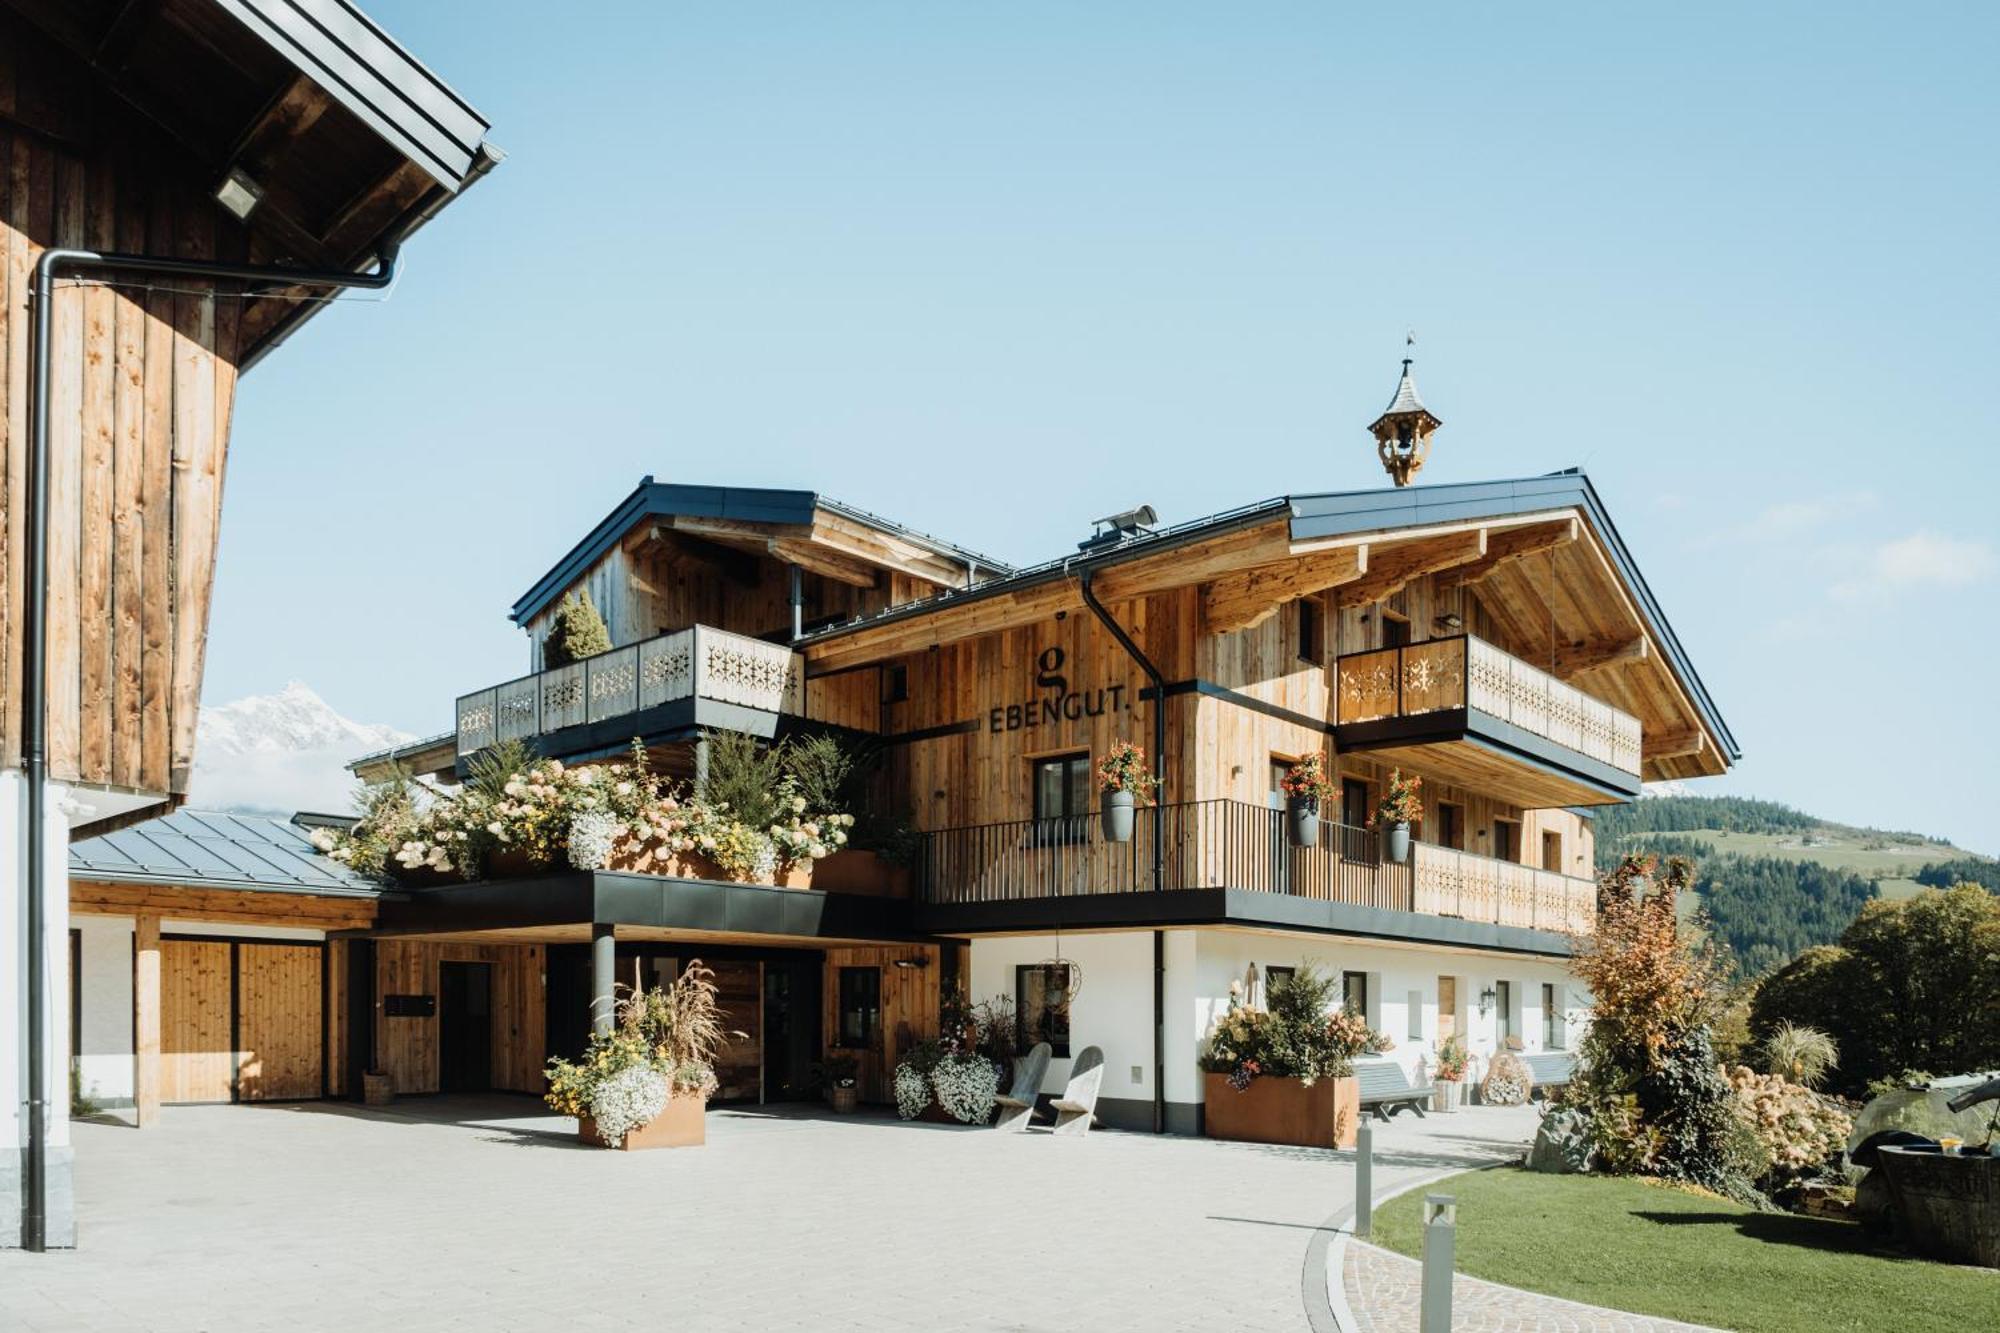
[
  {"left": 543, "top": 962, "right": 738, "bottom": 1149},
  {"left": 1095, "top": 741, "right": 1159, "bottom": 843},
  {"left": 825, "top": 1053, "right": 861, "bottom": 1113},
  {"left": 1368, "top": 769, "right": 1423, "bottom": 864},
  {"left": 1432, "top": 1033, "right": 1468, "bottom": 1112},
  {"left": 1200, "top": 963, "right": 1392, "bottom": 1149},
  {"left": 1279, "top": 754, "right": 1336, "bottom": 848},
  {"left": 361, "top": 1069, "right": 394, "bottom": 1106}
]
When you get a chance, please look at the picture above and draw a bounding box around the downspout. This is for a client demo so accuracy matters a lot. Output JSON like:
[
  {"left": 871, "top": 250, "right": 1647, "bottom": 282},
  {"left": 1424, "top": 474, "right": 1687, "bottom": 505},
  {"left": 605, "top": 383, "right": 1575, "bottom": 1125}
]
[
  {"left": 19, "top": 227, "right": 416, "bottom": 1254},
  {"left": 787, "top": 562, "right": 804, "bottom": 642},
  {"left": 1077, "top": 567, "right": 1168, "bottom": 1133}
]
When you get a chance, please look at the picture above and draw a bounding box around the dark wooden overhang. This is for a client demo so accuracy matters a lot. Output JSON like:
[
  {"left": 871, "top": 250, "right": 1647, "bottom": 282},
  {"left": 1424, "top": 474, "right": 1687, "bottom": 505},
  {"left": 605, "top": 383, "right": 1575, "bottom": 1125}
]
[
  {"left": 915, "top": 888, "right": 1576, "bottom": 960},
  {"left": 372, "top": 870, "right": 932, "bottom": 946},
  {"left": 4, "top": 0, "right": 499, "bottom": 363},
  {"left": 1334, "top": 711, "right": 1642, "bottom": 807}
]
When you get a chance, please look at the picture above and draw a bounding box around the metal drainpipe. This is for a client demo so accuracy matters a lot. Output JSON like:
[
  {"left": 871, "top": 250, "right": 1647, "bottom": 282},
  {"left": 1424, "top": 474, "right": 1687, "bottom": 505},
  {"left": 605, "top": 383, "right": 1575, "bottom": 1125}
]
[
  {"left": 1078, "top": 567, "right": 1168, "bottom": 1132},
  {"left": 788, "top": 562, "right": 804, "bottom": 642},
  {"left": 18, "top": 227, "right": 418, "bottom": 1254}
]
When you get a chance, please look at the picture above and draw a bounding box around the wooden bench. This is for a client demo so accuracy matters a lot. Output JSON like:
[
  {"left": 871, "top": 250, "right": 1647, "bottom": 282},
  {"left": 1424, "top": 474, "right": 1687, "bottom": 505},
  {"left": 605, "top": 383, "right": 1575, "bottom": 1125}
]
[
  {"left": 1524, "top": 1051, "right": 1575, "bottom": 1100},
  {"left": 1355, "top": 1058, "right": 1432, "bottom": 1121}
]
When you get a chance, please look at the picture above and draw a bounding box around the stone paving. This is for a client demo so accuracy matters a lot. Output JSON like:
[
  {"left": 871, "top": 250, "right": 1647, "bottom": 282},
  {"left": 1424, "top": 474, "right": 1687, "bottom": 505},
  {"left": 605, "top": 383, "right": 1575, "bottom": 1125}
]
[
  {"left": 1337, "top": 1239, "right": 1721, "bottom": 1332},
  {"left": 0, "top": 1097, "right": 1539, "bottom": 1332}
]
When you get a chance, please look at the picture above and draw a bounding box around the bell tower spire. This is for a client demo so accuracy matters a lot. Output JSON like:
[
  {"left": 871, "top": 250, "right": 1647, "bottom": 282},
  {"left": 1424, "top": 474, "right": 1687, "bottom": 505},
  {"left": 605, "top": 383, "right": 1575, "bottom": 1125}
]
[{"left": 1369, "top": 334, "right": 1442, "bottom": 487}]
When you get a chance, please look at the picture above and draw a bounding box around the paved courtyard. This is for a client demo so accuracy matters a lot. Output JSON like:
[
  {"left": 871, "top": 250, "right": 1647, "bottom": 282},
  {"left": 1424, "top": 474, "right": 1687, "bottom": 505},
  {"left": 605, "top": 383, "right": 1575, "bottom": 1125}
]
[{"left": 2, "top": 1097, "right": 1539, "bottom": 1332}]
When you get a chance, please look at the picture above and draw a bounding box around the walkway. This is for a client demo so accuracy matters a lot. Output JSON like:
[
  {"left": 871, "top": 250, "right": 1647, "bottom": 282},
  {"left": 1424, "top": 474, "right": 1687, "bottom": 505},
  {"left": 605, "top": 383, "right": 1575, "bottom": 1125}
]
[
  {"left": 2, "top": 1097, "right": 1538, "bottom": 1332},
  {"left": 1339, "top": 1237, "right": 1721, "bottom": 1332}
]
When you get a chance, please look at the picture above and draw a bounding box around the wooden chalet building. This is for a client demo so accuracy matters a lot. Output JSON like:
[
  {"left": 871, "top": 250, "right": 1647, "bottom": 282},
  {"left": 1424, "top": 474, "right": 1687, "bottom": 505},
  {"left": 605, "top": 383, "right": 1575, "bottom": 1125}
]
[
  {"left": 4, "top": 0, "right": 498, "bottom": 1248},
  {"left": 291, "top": 370, "right": 1736, "bottom": 1135}
]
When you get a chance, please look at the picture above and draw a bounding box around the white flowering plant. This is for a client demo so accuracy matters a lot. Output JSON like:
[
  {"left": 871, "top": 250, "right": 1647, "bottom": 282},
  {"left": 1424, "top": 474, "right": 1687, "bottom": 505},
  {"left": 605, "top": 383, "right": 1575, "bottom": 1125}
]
[
  {"left": 931, "top": 1052, "right": 1000, "bottom": 1124},
  {"left": 588, "top": 1064, "right": 671, "bottom": 1148},
  {"left": 894, "top": 1062, "right": 933, "bottom": 1120}
]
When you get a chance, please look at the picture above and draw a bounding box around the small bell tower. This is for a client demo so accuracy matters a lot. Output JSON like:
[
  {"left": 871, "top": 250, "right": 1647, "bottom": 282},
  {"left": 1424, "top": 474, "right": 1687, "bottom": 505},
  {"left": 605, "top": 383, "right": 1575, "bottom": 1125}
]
[{"left": 1368, "top": 340, "right": 1442, "bottom": 487}]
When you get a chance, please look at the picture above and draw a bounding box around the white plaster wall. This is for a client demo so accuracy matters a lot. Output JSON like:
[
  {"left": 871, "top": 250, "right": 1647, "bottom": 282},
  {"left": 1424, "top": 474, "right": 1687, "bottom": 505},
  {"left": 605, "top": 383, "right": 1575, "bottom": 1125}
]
[
  {"left": 162, "top": 921, "right": 325, "bottom": 942},
  {"left": 967, "top": 931, "right": 1158, "bottom": 1104},
  {"left": 74, "top": 915, "right": 135, "bottom": 1106},
  {"left": 4, "top": 770, "right": 74, "bottom": 1152}
]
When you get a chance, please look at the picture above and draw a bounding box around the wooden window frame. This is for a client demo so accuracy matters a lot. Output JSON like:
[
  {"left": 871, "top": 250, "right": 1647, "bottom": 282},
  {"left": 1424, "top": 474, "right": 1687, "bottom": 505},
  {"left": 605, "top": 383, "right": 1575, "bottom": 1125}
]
[
  {"left": 1542, "top": 981, "right": 1563, "bottom": 1049},
  {"left": 1493, "top": 818, "right": 1521, "bottom": 863},
  {"left": 1296, "top": 596, "right": 1324, "bottom": 666},
  {"left": 1341, "top": 970, "right": 1369, "bottom": 1020},
  {"left": 1015, "top": 963, "right": 1072, "bottom": 1058},
  {"left": 834, "top": 966, "right": 881, "bottom": 1050},
  {"left": 1380, "top": 609, "right": 1411, "bottom": 649}
]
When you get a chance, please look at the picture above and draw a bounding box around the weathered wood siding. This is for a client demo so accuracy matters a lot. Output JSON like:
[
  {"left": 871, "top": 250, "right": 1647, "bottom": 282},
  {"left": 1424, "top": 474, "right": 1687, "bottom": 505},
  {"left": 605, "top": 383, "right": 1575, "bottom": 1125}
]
[
  {"left": 160, "top": 937, "right": 232, "bottom": 1103},
  {"left": 374, "top": 939, "right": 547, "bottom": 1096},
  {"left": 0, "top": 20, "right": 251, "bottom": 798},
  {"left": 237, "top": 941, "right": 322, "bottom": 1101}
]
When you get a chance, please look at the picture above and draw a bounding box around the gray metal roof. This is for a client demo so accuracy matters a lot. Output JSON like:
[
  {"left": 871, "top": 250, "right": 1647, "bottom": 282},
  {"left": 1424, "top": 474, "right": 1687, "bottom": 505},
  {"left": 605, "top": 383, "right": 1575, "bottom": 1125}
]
[
  {"left": 69, "top": 810, "right": 382, "bottom": 898},
  {"left": 511, "top": 479, "right": 1017, "bottom": 627}
]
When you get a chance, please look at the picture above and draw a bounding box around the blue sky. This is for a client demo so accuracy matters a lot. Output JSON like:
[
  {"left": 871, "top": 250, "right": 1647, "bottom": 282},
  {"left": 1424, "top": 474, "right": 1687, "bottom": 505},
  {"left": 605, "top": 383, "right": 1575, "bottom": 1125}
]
[{"left": 205, "top": 2, "right": 1997, "bottom": 852}]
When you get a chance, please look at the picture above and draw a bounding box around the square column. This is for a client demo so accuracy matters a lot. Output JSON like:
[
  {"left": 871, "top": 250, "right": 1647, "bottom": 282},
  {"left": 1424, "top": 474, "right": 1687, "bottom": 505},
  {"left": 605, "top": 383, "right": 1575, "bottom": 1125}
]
[{"left": 134, "top": 915, "right": 161, "bottom": 1127}]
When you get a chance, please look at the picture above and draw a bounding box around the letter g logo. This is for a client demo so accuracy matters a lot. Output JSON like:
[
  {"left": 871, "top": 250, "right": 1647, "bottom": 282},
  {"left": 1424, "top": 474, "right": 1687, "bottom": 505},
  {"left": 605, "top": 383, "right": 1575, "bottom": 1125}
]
[{"left": 1035, "top": 645, "right": 1068, "bottom": 693}]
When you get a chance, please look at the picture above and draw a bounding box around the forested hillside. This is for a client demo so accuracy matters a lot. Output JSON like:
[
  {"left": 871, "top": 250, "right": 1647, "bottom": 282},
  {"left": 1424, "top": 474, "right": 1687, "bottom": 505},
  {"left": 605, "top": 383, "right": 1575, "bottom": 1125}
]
[{"left": 1591, "top": 795, "right": 1989, "bottom": 979}]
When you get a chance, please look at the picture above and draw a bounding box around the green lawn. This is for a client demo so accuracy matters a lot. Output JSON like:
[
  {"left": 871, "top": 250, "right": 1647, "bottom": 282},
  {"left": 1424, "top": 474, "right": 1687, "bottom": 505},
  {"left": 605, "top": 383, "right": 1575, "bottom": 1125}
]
[
  {"left": 1370, "top": 1167, "right": 2000, "bottom": 1332},
  {"left": 1625, "top": 828, "right": 1968, "bottom": 880}
]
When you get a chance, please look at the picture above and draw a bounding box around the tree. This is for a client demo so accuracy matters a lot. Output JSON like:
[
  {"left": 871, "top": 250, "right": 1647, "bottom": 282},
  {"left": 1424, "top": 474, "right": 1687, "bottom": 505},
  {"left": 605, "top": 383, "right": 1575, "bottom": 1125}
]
[
  {"left": 542, "top": 589, "right": 612, "bottom": 669},
  {"left": 1750, "top": 884, "right": 2000, "bottom": 1094}
]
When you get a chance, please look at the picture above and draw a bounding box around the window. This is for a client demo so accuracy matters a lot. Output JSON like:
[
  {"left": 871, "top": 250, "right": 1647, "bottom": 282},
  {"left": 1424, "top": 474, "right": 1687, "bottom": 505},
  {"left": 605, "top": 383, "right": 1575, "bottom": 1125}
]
[
  {"left": 1406, "top": 989, "right": 1423, "bottom": 1041},
  {"left": 1541, "top": 830, "right": 1562, "bottom": 873},
  {"left": 1495, "top": 979, "right": 1514, "bottom": 1044},
  {"left": 1493, "top": 819, "right": 1520, "bottom": 862},
  {"left": 1435, "top": 802, "right": 1463, "bottom": 850},
  {"left": 835, "top": 967, "right": 880, "bottom": 1049},
  {"left": 1381, "top": 611, "right": 1411, "bottom": 648},
  {"left": 882, "top": 663, "right": 909, "bottom": 704},
  {"left": 1016, "top": 963, "right": 1072, "bottom": 1057},
  {"left": 1031, "top": 752, "right": 1092, "bottom": 845},
  {"left": 1340, "top": 778, "right": 1371, "bottom": 831},
  {"left": 1265, "top": 965, "right": 1296, "bottom": 990},
  {"left": 1296, "top": 598, "right": 1324, "bottom": 665},
  {"left": 1543, "top": 982, "right": 1563, "bottom": 1048},
  {"left": 1342, "top": 970, "right": 1369, "bottom": 1019}
]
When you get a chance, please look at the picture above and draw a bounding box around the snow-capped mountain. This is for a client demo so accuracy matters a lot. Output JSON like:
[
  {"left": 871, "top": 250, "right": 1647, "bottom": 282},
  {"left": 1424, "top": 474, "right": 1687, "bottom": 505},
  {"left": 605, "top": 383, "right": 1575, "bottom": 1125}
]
[{"left": 189, "top": 681, "right": 413, "bottom": 816}]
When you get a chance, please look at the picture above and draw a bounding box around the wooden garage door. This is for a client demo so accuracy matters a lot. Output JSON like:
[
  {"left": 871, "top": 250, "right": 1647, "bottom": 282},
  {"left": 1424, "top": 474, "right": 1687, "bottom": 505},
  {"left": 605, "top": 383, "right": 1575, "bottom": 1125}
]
[
  {"left": 162, "top": 939, "right": 234, "bottom": 1103},
  {"left": 239, "top": 943, "right": 323, "bottom": 1101}
]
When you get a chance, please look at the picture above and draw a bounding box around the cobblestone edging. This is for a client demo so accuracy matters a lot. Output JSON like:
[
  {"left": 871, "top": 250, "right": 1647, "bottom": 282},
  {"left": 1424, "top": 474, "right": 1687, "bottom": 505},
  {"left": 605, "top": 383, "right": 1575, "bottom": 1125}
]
[{"left": 1340, "top": 1239, "right": 1722, "bottom": 1333}]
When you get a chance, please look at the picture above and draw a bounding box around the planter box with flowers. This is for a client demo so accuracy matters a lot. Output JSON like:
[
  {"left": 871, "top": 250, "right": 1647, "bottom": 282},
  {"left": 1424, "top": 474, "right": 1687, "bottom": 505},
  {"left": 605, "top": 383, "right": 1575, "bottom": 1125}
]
[
  {"left": 309, "top": 736, "right": 856, "bottom": 893},
  {"left": 1367, "top": 768, "right": 1423, "bottom": 865},
  {"left": 543, "top": 961, "right": 741, "bottom": 1151},
  {"left": 1279, "top": 754, "right": 1336, "bottom": 848},
  {"left": 1431, "top": 1034, "right": 1469, "bottom": 1112},
  {"left": 891, "top": 987, "right": 1017, "bottom": 1125},
  {"left": 1096, "top": 741, "right": 1159, "bottom": 844},
  {"left": 1200, "top": 963, "right": 1391, "bottom": 1150}
]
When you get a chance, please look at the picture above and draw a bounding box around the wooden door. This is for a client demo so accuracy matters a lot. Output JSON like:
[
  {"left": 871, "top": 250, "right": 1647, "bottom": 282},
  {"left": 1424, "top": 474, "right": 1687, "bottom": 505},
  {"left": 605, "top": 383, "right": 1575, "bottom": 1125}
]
[
  {"left": 238, "top": 943, "right": 324, "bottom": 1101},
  {"left": 438, "top": 962, "right": 493, "bottom": 1093},
  {"left": 162, "top": 939, "right": 233, "bottom": 1103},
  {"left": 1541, "top": 830, "right": 1563, "bottom": 873},
  {"left": 711, "top": 961, "right": 763, "bottom": 1103},
  {"left": 1437, "top": 976, "right": 1458, "bottom": 1044}
]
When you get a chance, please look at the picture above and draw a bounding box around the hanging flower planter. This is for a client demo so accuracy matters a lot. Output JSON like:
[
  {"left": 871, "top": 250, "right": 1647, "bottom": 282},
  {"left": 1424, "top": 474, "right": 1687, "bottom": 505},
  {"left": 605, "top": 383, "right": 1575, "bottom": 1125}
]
[
  {"left": 1278, "top": 755, "right": 1335, "bottom": 848},
  {"left": 1094, "top": 741, "right": 1159, "bottom": 845},
  {"left": 1368, "top": 769, "right": 1423, "bottom": 865}
]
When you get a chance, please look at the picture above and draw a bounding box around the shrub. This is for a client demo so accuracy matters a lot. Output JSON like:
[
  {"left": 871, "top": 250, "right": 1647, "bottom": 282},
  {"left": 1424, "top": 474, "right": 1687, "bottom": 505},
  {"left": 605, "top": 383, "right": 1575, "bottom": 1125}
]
[
  {"left": 1727, "top": 1065, "right": 1851, "bottom": 1192},
  {"left": 542, "top": 589, "right": 612, "bottom": 668},
  {"left": 894, "top": 1063, "right": 932, "bottom": 1120},
  {"left": 1201, "top": 962, "right": 1392, "bottom": 1089},
  {"left": 932, "top": 1052, "right": 1000, "bottom": 1124},
  {"left": 1760, "top": 1021, "right": 1838, "bottom": 1089},
  {"left": 544, "top": 962, "right": 739, "bottom": 1131},
  {"left": 700, "top": 728, "right": 788, "bottom": 830}
]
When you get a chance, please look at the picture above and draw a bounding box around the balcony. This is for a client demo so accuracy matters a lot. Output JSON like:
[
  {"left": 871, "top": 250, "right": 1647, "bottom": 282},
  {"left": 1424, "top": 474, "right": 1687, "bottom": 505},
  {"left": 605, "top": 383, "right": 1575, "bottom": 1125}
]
[
  {"left": 1334, "top": 635, "right": 1643, "bottom": 806},
  {"left": 453, "top": 626, "right": 804, "bottom": 768},
  {"left": 915, "top": 799, "right": 1595, "bottom": 943}
]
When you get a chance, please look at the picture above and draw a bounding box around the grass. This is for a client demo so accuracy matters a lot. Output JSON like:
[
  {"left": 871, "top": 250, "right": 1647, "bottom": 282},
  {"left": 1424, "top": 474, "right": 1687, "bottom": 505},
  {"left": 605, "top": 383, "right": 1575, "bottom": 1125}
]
[
  {"left": 1624, "top": 827, "right": 1974, "bottom": 879},
  {"left": 1370, "top": 1167, "right": 2000, "bottom": 1333}
]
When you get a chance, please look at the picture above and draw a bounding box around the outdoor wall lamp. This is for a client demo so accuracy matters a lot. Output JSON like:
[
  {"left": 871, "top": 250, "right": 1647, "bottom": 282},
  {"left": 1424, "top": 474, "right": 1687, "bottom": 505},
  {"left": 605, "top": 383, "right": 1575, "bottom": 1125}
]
[
  {"left": 1433, "top": 612, "right": 1463, "bottom": 632},
  {"left": 213, "top": 167, "right": 263, "bottom": 220},
  {"left": 893, "top": 957, "right": 929, "bottom": 970},
  {"left": 1478, "top": 986, "right": 1497, "bottom": 1015}
]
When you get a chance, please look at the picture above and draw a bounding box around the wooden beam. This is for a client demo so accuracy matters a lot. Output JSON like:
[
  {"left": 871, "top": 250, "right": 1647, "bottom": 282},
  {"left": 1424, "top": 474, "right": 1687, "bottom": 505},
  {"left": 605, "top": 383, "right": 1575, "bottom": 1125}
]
[
  {"left": 1436, "top": 517, "right": 1580, "bottom": 591},
  {"left": 135, "top": 913, "right": 161, "bottom": 1127},
  {"left": 804, "top": 580, "right": 1083, "bottom": 672},
  {"left": 226, "top": 74, "right": 332, "bottom": 185},
  {"left": 1202, "top": 545, "right": 1368, "bottom": 634},
  {"left": 771, "top": 536, "right": 881, "bottom": 589},
  {"left": 1644, "top": 725, "right": 1707, "bottom": 760},
  {"left": 1552, "top": 634, "right": 1650, "bottom": 678},
  {"left": 1089, "top": 518, "right": 1293, "bottom": 601},
  {"left": 1339, "top": 530, "right": 1489, "bottom": 606},
  {"left": 71, "top": 882, "right": 378, "bottom": 930}
]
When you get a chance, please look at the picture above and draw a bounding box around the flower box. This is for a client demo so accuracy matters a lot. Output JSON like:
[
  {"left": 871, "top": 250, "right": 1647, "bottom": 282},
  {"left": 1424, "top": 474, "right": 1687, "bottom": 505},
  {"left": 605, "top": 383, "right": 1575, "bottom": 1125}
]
[
  {"left": 578, "top": 1095, "right": 706, "bottom": 1150},
  {"left": 487, "top": 847, "right": 556, "bottom": 879},
  {"left": 1202, "top": 1072, "right": 1359, "bottom": 1150},
  {"left": 811, "top": 850, "right": 910, "bottom": 898}
]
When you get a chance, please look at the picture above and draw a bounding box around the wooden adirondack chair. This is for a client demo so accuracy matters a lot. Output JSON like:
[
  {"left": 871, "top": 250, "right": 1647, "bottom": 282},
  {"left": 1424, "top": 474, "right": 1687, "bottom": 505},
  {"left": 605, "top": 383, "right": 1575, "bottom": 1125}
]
[
  {"left": 994, "top": 1042, "right": 1052, "bottom": 1131},
  {"left": 1051, "top": 1046, "right": 1105, "bottom": 1137}
]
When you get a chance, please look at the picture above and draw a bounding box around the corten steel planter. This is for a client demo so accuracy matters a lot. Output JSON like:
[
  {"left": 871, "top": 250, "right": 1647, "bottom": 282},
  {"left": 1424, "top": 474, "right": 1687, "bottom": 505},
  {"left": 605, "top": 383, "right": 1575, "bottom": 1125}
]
[
  {"left": 579, "top": 1096, "right": 706, "bottom": 1150},
  {"left": 1877, "top": 1145, "right": 2000, "bottom": 1267},
  {"left": 1382, "top": 821, "right": 1411, "bottom": 864},
  {"left": 811, "top": 850, "right": 912, "bottom": 898},
  {"left": 1203, "top": 1072, "right": 1360, "bottom": 1150},
  {"left": 1101, "top": 789, "right": 1135, "bottom": 843},
  {"left": 1286, "top": 796, "right": 1320, "bottom": 848},
  {"left": 485, "top": 847, "right": 554, "bottom": 880}
]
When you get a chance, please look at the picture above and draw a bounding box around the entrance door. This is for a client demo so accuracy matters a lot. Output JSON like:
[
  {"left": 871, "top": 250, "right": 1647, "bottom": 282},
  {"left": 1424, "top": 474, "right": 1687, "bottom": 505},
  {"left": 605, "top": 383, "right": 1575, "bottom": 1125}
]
[
  {"left": 238, "top": 942, "right": 323, "bottom": 1101},
  {"left": 762, "top": 956, "right": 824, "bottom": 1101},
  {"left": 1437, "top": 976, "right": 1458, "bottom": 1044},
  {"left": 710, "top": 961, "right": 763, "bottom": 1102},
  {"left": 162, "top": 939, "right": 233, "bottom": 1103},
  {"left": 438, "top": 962, "right": 493, "bottom": 1093}
]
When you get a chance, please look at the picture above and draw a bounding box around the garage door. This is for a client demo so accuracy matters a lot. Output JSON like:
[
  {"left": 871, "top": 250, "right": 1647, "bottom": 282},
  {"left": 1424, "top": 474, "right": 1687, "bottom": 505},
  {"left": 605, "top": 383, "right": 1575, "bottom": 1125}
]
[{"left": 161, "top": 937, "right": 324, "bottom": 1103}]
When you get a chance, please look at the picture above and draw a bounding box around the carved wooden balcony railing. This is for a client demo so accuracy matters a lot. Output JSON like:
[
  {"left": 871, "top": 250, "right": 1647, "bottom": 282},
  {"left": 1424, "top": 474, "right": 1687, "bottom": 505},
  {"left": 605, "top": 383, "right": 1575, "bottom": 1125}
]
[
  {"left": 1335, "top": 634, "right": 1643, "bottom": 779},
  {"left": 917, "top": 799, "right": 1596, "bottom": 935},
  {"left": 453, "top": 626, "right": 804, "bottom": 761}
]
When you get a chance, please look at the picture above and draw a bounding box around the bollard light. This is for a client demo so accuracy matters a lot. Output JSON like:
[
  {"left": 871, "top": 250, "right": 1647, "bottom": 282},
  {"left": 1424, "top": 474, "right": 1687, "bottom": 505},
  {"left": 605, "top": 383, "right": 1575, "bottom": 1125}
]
[
  {"left": 1354, "top": 1119, "right": 1374, "bottom": 1238},
  {"left": 1423, "top": 1194, "right": 1457, "bottom": 1226},
  {"left": 1419, "top": 1193, "right": 1456, "bottom": 1333}
]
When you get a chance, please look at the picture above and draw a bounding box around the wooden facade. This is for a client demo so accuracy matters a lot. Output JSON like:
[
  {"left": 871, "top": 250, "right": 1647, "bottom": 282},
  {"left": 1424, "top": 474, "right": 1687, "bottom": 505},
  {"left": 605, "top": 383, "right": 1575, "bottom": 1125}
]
[
  {"left": 821, "top": 943, "right": 942, "bottom": 1103},
  {"left": 373, "top": 938, "right": 548, "bottom": 1097}
]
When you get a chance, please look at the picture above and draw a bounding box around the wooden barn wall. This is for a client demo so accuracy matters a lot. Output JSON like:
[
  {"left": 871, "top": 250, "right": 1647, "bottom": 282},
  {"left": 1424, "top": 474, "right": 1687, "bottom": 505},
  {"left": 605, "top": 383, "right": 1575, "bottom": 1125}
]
[
  {"left": 821, "top": 943, "right": 941, "bottom": 1103},
  {"left": 374, "top": 940, "right": 547, "bottom": 1096},
  {"left": 524, "top": 530, "right": 938, "bottom": 665},
  {"left": 160, "top": 937, "right": 232, "bottom": 1103},
  {"left": 802, "top": 664, "right": 882, "bottom": 732},
  {"left": 236, "top": 942, "right": 322, "bottom": 1101},
  {"left": 0, "top": 20, "right": 256, "bottom": 796}
]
